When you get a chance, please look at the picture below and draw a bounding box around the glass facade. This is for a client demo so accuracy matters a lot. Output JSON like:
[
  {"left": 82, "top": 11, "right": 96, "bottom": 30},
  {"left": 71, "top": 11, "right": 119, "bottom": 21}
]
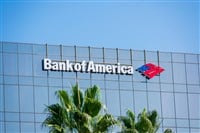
[{"left": 0, "top": 42, "right": 200, "bottom": 133}]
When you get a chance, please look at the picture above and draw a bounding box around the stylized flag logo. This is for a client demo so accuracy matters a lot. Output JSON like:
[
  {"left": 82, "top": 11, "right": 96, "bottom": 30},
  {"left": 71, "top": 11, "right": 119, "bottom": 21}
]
[{"left": 136, "top": 63, "right": 164, "bottom": 79}]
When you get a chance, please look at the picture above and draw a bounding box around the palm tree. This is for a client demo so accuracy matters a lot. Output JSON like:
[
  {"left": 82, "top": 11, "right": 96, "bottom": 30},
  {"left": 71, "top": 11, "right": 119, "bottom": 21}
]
[
  {"left": 118, "top": 109, "right": 173, "bottom": 133},
  {"left": 43, "top": 84, "right": 117, "bottom": 133}
]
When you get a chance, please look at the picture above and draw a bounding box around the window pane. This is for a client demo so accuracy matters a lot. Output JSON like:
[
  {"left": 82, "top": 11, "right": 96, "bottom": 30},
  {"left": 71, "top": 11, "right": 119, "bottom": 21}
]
[
  {"left": 47, "top": 45, "right": 60, "bottom": 55},
  {"left": 3, "top": 53, "right": 18, "bottom": 75},
  {"left": 106, "top": 81, "right": 119, "bottom": 90},
  {"left": 134, "top": 82, "right": 146, "bottom": 91},
  {"left": 172, "top": 53, "right": 184, "bottom": 63},
  {"left": 186, "top": 64, "right": 199, "bottom": 84},
  {"left": 159, "top": 52, "right": 171, "bottom": 62},
  {"left": 4, "top": 76, "right": 18, "bottom": 85},
  {"left": 90, "top": 48, "right": 103, "bottom": 58},
  {"left": 188, "top": 94, "right": 200, "bottom": 119},
  {"left": 161, "top": 83, "right": 173, "bottom": 92},
  {"left": 33, "top": 55, "right": 47, "bottom": 77},
  {"left": 188, "top": 85, "right": 200, "bottom": 93},
  {"left": 118, "top": 49, "right": 130, "bottom": 60},
  {"left": 163, "top": 118, "right": 175, "bottom": 127},
  {"left": 0, "top": 52, "right": 2, "bottom": 75},
  {"left": 148, "top": 92, "right": 161, "bottom": 115},
  {"left": 160, "top": 62, "right": 173, "bottom": 83},
  {"left": 18, "top": 54, "right": 33, "bottom": 76},
  {"left": 161, "top": 93, "right": 175, "bottom": 118},
  {"left": 0, "top": 85, "right": 3, "bottom": 111},
  {"left": 6, "top": 122, "right": 20, "bottom": 132},
  {"left": 21, "top": 113, "right": 34, "bottom": 122},
  {"left": 18, "top": 43, "right": 32, "bottom": 54},
  {"left": 174, "top": 84, "right": 187, "bottom": 93},
  {"left": 5, "top": 85, "right": 19, "bottom": 111},
  {"left": 185, "top": 54, "right": 198, "bottom": 63},
  {"left": 3, "top": 43, "right": 17, "bottom": 53},
  {"left": 5, "top": 112, "right": 19, "bottom": 122},
  {"left": 33, "top": 44, "right": 46, "bottom": 55},
  {"left": 132, "top": 50, "right": 144, "bottom": 61},
  {"left": 176, "top": 119, "right": 189, "bottom": 128},
  {"left": 106, "top": 90, "right": 120, "bottom": 116},
  {"left": 175, "top": 93, "right": 189, "bottom": 118},
  {"left": 134, "top": 91, "right": 147, "bottom": 115},
  {"left": 147, "top": 83, "right": 160, "bottom": 92},
  {"left": 20, "top": 86, "right": 34, "bottom": 112},
  {"left": 76, "top": 47, "right": 89, "bottom": 58},
  {"left": 120, "top": 81, "right": 133, "bottom": 91},
  {"left": 146, "top": 51, "right": 158, "bottom": 62},
  {"left": 120, "top": 90, "right": 134, "bottom": 115},
  {"left": 35, "top": 87, "right": 48, "bottom": 113},
  {"left": 104, "top": 48, "right": 116, "bottom": 59},
  {"left": 173, "top": 63, "right": 186, "bottom": 84},
  {"left": 19, "top": 76, "right": 33, "bottom": 85},
  {"left": 62, "top": 46, "right": 75, "bottom": 57},
  {"left": 21, "top": 122, "right": 34, "bottom": 133}
]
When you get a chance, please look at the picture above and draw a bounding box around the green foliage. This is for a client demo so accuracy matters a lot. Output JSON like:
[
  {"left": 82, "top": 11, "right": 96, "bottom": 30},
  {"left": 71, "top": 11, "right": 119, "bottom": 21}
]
[{"left": 43, "top": 83, "right": 117, "bottom": 133}]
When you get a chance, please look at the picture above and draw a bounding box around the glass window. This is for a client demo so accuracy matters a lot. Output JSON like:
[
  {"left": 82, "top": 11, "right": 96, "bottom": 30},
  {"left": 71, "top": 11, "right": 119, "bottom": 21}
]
[
  {"left": 172, "top": 53, "right": 184, "bottom": 63},
  {"left": 35, "top": 113, "right": 46, "bottom": 123},
  {"left": 34, "top": 77, "right": 48, "bottom": 86},
  {"left": 120, "top": 90, "right": 134, "bottom": 115},
  {"left": 35, "top": 87, "right": 48, "bottom": 113},
  {"left": 18, "top": 54, "right": 33, "bottom": 76},
  {"left": 132, "top": 60, "right": 146, "bottom": 82},
  {"left": 106, "top": 74, "right": 118, "bottom": 81},
  {"left": 5, "top": 122, "right": 20, "bottom": 132},
  {"left": 177, "top": 128, "right": 189, "bottom": 133},
  {"left": 19, "top": 76, "right": 33, "bottom": 85},
  {"left": 185, "top": 54, "right": 198, "bottom": 63},
  {"left": 146, "top": 51, "right": 158, "bottom": 62},
  {"left": 47, "top": 45, "right": 60, "bottom": 56},
  {"left": 188, "top": 94, "right": 200, "bottom": 119},
  {"left": 21, "top": 122, "right": 34, "bottom": 133},
  {"left": 173, "top": 63, "right": 186, "bottom": 84},
  {"left": 159, "top": 52, "right": 171, "bottom": 62},
  {"left": 4, "top": 76, "right": 18, "bottom": 85},
  {"left": 134, "top": 91, "right": 147, "bottom": 115},
  {"left": 78, "top": 79, "right": 91, "bottom": 88},
  {"left": 191, "top": 128, "right": 200, "bottom": 133},
  {"left": 161, "top": 83, "right": 173, "bottom": 92},
  {"left": 101, "top": 89, "right": 106, "bottom": 105},
  {"left": 91, "top": 73, "right": 104, "bottom": 80},
  {"left": 104, "top": 48, "right": 117, "bottom": 59},
  {"left": 147, "top": 83, "right": 160, "bottom": 92},
  {"left": 76, "top": 47, "right": 89, "bottom": 58},
  {"left": 190, "top": 119, "right": 200, "bottom": 128},
  {"left": 90, "top": 48, "right": 103, "bottom": 58},
  {"left": 63, "top": 72, "right": 76, "bottom": 79},
  {"left": 0, "top": 52, "right": 2, "bottom": 75},
  {"left": 33, "top": 44, "right": 46, "bottom": 55},
  {"left": 36, "top": 123, "right": 48, "bottom": 133},
  {"left": 48, "top": 71, "right": 62, "bottom": 78},
  {"left": 160, "top": 62, "right": 173, "bottom": 83},
  {"left": 134, "top": 82, "right": 146, "bottom": 91},
  {"left": 3, "top": 53, "right": 18, "bottom": 75},
  {"left": 106, "top": 80, "right": 119, "bottom": 90},
  {"left": 49, "top": 87, "right": 60, "bottom": 104},
  {"left": 20, "top": 86, "right": 34, "bottom": 112},
  {"left": 0, "top": 112, "right": 4, "bottom": 121},
  {"left": 118, "top": 49, "right": 130, "bottom": 60},
  {"left": 0, "top": 85, "right": 3, "bottom": 111},
  {"left": 186, "top": 64, "right": 199, "bottom": 84},
  {"left": 62, "top": 46, "right": 75, "bottom": 57},
  {"left": 106, "top": 90, "right": 120, "bottom": 116},
  {"left": 0, "top": 42, "right": 2, "bottom": 51},
  {"left": 132, "top": 50, "right": 144, "bottom": 61},
  {"left": 91, "top": 80, "right": 104, "bottom": 89},
  {"left": 5, "top": 112, "right": 19, "bottom": 122},
  {"left": 174, "top": 84, "right": 187, "bottom": 93},
  {"left": 161, "top": 92, "right": 175, "bottom": 118},
  {"left": 176, "top": 119, "right": 189, "bottom": 128},
  {"left": 77, "top": 72, "right": 90, "bottom": 79},
  {"left": 148, "top": 92, "right": 161, "bottom": 115},
  {"left": 5, "top": 85, "right": 19, "bottom": 112},
  {"left": 120, "top": 81, "right": 133, "bottom": 91},
  {"left": 163, "top": 118, "right": 176, "bottom": 127},
  {"left": 120, "top": 75, "right": 132, "bottom": 81},
  {"left": 33, "top": 55, "right": 47, "bottom": 77},
  {"left": 188, "top": 85, "right": 200, "bottom": 93},
  {"left": 21, "top": 113, "right": 34, "bottom": 122},
  {"left": 175, "top": 93, "right": 189, "bottom": 118},
  {"left": 3, "top": 42, "right": 17, "bottom": 53},
  {"left": 18, "top": 43, "right": 32, "bottom": 54}
]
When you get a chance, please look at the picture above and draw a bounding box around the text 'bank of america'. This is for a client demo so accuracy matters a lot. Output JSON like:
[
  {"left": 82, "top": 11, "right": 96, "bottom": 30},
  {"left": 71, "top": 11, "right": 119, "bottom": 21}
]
[{"left": 43, "top": 58, "right": 134, "bottom": 74}]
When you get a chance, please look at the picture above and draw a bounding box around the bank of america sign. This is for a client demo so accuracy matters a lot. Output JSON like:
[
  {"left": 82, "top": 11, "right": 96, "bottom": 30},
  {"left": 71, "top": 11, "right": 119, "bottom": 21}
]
[{"left": 43, "top": 58, "right": 134, "bottom": 75}]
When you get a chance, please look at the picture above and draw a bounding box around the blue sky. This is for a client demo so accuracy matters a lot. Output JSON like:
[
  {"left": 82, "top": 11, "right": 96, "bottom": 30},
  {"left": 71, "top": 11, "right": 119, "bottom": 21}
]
[{"left": 0, "top": 1, "right": 199, "bottom": 53}]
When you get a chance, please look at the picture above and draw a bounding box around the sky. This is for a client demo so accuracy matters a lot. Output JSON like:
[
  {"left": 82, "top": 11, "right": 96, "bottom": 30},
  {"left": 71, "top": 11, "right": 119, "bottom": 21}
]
[{"left": 0, "top": 0, "right": 199, "bottom": 53}]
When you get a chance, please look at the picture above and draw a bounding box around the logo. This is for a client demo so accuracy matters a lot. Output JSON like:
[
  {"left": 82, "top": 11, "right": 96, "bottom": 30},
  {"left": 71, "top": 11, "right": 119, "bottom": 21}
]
[{"left": 136, "top": 63, "right": 164, "bottom": 79}]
